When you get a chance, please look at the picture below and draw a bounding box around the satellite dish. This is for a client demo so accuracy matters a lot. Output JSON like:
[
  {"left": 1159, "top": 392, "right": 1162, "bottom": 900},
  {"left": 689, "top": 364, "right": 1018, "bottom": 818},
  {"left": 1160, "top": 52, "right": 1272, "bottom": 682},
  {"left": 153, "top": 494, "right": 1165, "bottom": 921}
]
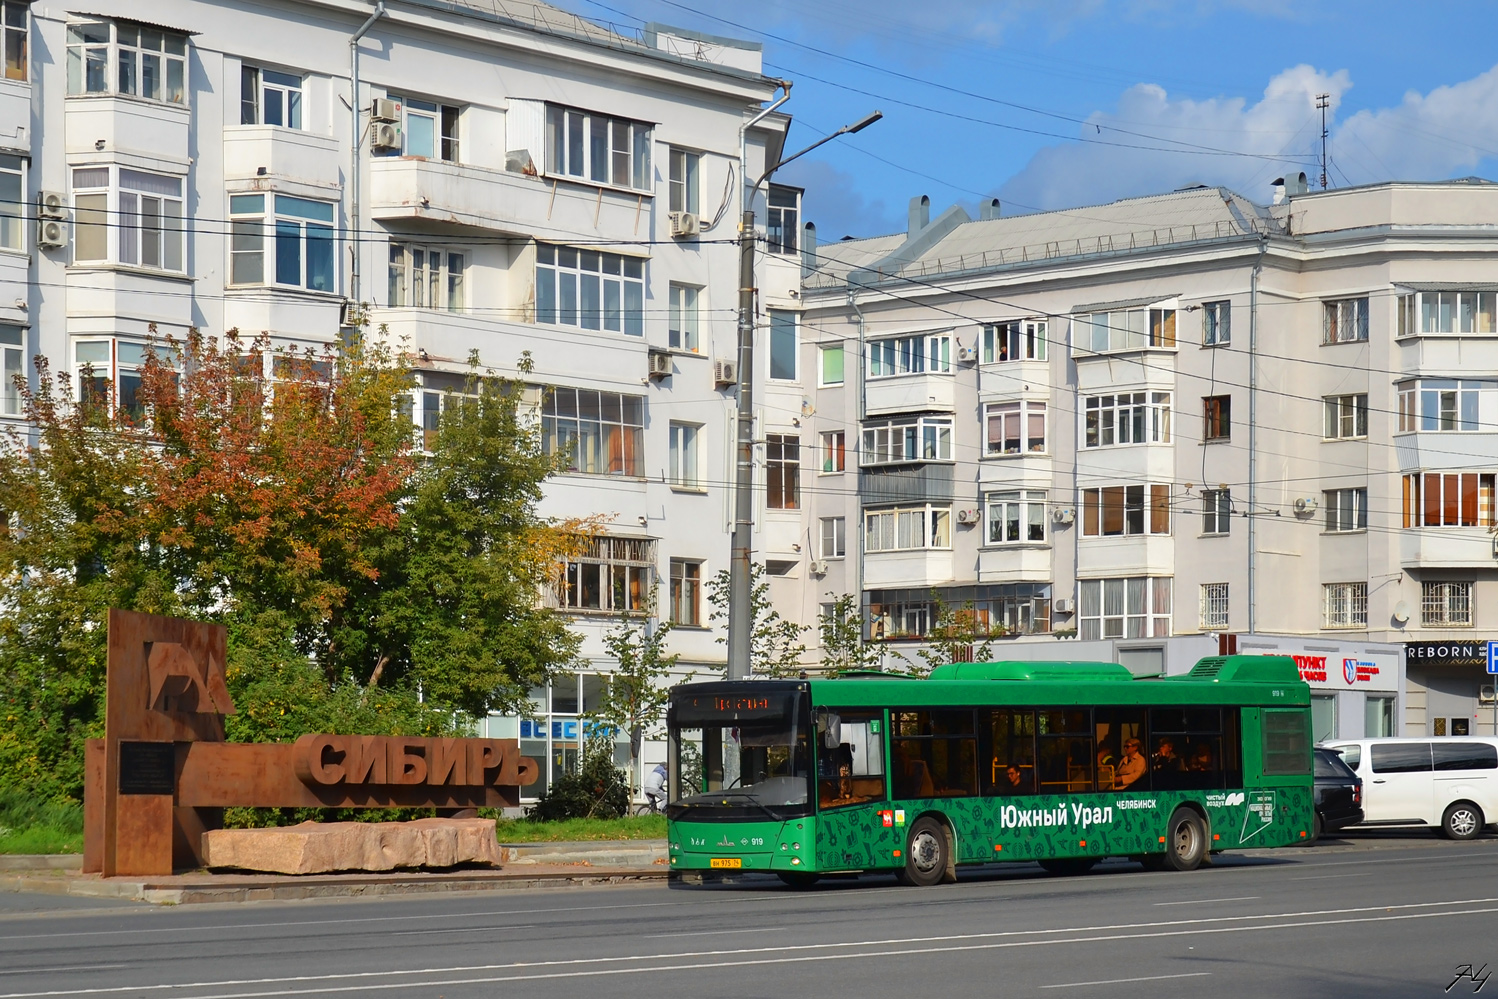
[{"left": 1393, "top": 600, "right": 1411, "bottom": 624}]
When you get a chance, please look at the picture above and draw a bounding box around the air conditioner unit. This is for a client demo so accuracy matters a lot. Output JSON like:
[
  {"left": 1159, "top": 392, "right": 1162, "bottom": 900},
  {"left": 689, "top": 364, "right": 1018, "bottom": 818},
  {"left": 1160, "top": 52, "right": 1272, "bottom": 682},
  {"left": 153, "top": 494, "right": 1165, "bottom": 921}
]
[
  {"left": 38, "top": 191, "right": 67, "bottom": 219},
  {"left": 954, "top": 507, "right": 980, "bottom": 525},
  {"left": 647, "top": 351, "right": 673, "bottom": 379},
  {"left": 1482, "top": 684, "right": 1497, "bottom": 705},
  {"left": 1052, "top": 507, "right": 1075, "bottom": 525},
  {"left": 339, "top": 301, "right": 363, "bottom": 327},
  {"left": 956, "top": 344, "right": 978, "bottom": 363},
  {"left": 809, "top": 559, "right": 829, "bottom": 576},
  {"left": 713, "top": 359, "right": 737, "bottom": 386},
  {"left": 1293, "top": 496, "right": 1319, "bottom": 514},
  {"left": 372, "top": 98, "right": 401, "bottom": 123},
  {"left": 371, "top": 122, "right": 402, "bottom": 152},
  {"left": 36, "top": 218, "right": 66, "bottom": 249},
  {"left": 668, "top": 211, "right": 699, "bottom": 238},
  {"left": 1054, "top": 598, "right": 1075, "bottom": 614}
]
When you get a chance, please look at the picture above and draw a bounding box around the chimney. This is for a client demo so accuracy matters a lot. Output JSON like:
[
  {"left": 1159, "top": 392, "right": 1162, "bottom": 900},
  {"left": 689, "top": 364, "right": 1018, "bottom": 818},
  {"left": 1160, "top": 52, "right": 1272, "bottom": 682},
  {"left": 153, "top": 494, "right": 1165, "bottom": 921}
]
[
  {"left": 1271, "top": 178, "right": 1286, "bottom": 206},
  {"left": 800, "top": 221, "right": 817, "bottom": 279},
  {"left": 979, "top": 197, "right": 1000, "bottom": 221},
  {"left": 908, "top": 194, "right": 930, "bottom": 235},
  {"left": 1286, "top": 172, "right": 1309, "bottom": 197}
]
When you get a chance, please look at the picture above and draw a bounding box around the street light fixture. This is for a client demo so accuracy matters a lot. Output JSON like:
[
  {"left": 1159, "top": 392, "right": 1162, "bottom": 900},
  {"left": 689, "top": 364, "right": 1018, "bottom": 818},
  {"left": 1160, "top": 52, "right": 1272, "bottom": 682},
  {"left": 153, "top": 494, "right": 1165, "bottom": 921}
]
[{"left": 727, "top": 110, "right": 883, "bottom": 681}]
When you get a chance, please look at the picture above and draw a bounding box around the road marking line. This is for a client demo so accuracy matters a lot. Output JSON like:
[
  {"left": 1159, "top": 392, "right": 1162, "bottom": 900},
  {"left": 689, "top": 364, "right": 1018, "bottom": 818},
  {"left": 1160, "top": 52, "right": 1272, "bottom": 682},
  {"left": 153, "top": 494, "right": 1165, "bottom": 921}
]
[
  {"left": 4, "top": 896, "right": 1497, "bottom": 999},
  {"left": 1153, "top": 897, "right": 1259, "bottom": 906},
  {"left": 0, "top": 969, "right": 125, "bottom": 979},
  {"left": 1040, "top": 972, "right": 1212, "bottom": 989},
  {"left": 643, "top": 927, "right": 784, "bottom": 938},
  {"left": 1289, "top": 873, "right": 1373, "bottom": 881}
]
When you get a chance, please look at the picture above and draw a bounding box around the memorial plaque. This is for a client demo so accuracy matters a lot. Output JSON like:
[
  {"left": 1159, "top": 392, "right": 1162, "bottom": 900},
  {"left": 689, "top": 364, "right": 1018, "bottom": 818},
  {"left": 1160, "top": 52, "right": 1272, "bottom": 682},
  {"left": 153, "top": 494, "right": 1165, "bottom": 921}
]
[{"left": 118, "top": 741, "right": 176, "bottom": 796}]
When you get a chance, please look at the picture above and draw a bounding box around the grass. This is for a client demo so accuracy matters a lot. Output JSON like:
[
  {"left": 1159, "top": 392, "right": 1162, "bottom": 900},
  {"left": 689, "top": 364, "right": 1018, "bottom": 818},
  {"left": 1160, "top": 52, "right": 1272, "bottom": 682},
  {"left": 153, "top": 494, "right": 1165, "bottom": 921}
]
[
  {"left": 0, "top": 790, "right": 84, "bottom": 854},
  {"left": 491, "top": 815, "right": 666, "bottom": 842}
]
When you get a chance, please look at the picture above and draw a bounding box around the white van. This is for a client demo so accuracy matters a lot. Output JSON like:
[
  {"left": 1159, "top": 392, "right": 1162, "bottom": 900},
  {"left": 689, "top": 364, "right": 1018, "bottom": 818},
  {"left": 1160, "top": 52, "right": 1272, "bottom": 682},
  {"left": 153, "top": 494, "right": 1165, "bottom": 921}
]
[{"left": 1321, "top": 737, "right": 1498, "bottom": 840}]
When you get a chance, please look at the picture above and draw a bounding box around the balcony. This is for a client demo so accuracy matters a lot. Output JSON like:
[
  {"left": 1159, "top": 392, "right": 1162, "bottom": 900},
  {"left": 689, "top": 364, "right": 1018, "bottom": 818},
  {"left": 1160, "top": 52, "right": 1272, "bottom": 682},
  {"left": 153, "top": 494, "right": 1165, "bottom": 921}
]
[
  {"left": 864, "top": 550, "right": 953, "bottom": 588},
  {"left": 978, "top": 360, "right": 1049, "bottom": 400},
  {"left": 977, "top": 546, "right": 1053, "bottom": 583},
  {"left": 0, "top": 78, "right": 27, "bottom": 142},
  {"left": 65, "top": 95, "right": 188, "bottom": 161},
  {"left": 224, "top": 126, "right": 341, "bottom": 191},
  {"left": 1394, "top": 432, "right": 1498, "bottom": 473},
  {"left": 1077, "top": 536, "right": 1175, "bottom": 577},
  {"left": 865, "top": 373, "right": 955, "bottom": 416},
  {"left": 1400, "top": 527, "right": 1498, "bottom": 569},
  {"left": 1397, "top": 335, "right": 1498, "bottom": 380},
  {"left": 860, "top": 464, "right": 954, "bottom": 505}
]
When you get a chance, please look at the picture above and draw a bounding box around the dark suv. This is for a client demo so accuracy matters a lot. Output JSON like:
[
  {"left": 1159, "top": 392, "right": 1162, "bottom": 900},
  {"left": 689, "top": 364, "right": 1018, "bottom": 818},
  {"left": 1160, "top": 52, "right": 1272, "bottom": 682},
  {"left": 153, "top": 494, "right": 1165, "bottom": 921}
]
[{"left": 1310, "top": 747, "right": 1363, "bottom": 843}]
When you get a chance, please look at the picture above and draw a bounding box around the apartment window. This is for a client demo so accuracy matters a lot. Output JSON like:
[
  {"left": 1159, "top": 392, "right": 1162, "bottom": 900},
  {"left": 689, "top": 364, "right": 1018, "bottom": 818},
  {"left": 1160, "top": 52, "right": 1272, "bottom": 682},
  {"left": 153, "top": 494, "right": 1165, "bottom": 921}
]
[
  {"left": 1200, "top": 583, "right": 1229, "bottom": 630},
  {"left": 668, "top": 422, "right": 700, "bottom": 488},
  {"left": 1079, "top": 577, "right": 1172, "bottom": 640},
  {"left": 768, "top": 310, "right": 798, "bottom": 381},
  {"left": 0, "top": 2, "right": 25, "bottom": 81},
  {"left": 1203, "top": 395, "right": 1231, "bottom": 441},
  {"left": 1397, "top": 379, "right": 1487, "bottom": 433},
  {"left": 1323, "top": 582, "right": 1368, "bottom": 629},
  {"left": 540, "top": 387, "right": 644, "bottom": 477},
  {"left": 67, "top": 20, "right": 186, "bottom": 103},
  {"left": 1398, "top": 291, "right": 1498, "bottom": 336},
  {"left": 868, "top": 584, "right": 1052, "bottom": 640},
  {"left": 1081, "top": 484, "right": 1171, "bottom": 537},
  {"left": 72, "top": 167, "right": 185, "bottom": 273},
  {"left": 1402, "top": 473, "right": 1497, "bottom": 528},
  {"left": 1323, "top": 488, "right": 1368, "bottom": 533},
  {"left": 669, "top": 559, "right": 702, "bottom": 626},
  {"left": 0, "top": 325, "right": 21, "bottom": 416},
  {"left": 667, "top": 148, "right": 699, "bottom": 214},
  {"left": 388, "top": 244, "right": 465, "bottom": 310},
  {"left": 865, "top": 505, "right": 951, "bottom": 553},
  {"left": 982, "top": 319, "right": 1047, "bottom": 362},
  {"left": 867, "top": 332, "right": 951, "bottom": 378},
  {"left": 1422, "top": 582, "right": 1473, "bottom": 627},
  {"left": 412, "top": 373, "right": 479, "bottom": 451},
  {"left": 535, "top": 245, "right": 644, "bottom": 336},
  {"left": 382, "top": 97, "right": 460, "bottom": 161},
  {"left": 819, "top": 343, "right": 844, "bottom": 386},
  {"left": 1202, "top": 301, "right": 1230, "bottom": 346},
  {"left": 1324, "top": 394, "right": 1368, "bottom": 439},
  {"left": 986, "top": 490, "right": 1046, "bottom": 545},
  {"left": 861, "top": 415, "right": 952, "bottom": 465},
  {"left": 984, "top": 400, "right": 1046, "bottom": 455},
  {"left": 1201, "top": 489, "right": 1231, "bottom": 535},
  {"left": 820, "top": 517, "right": 846, "bottom": 558},
  {"left": 0, "top": 154, "right": 23, "bottom": 252},
  {"left": 667, "top": 284, "right": 699, "bottom": 351},
  {"left": 240, "top": 67, "right": 303, "bottom": 128},
  {"left": 552, "top": 536, "right": 655, "bottom": 614},
  {"left": 73, "top": 338, "right": 171, "bottom": 420},
  {"left": 766, "top": 433, "right": 799, "bottom": 510},
  {"left": 1075, "top": 307, "right": 1176, "bottom": 353},
  {"left": 820, "top": 430, "right": 845, "bottom": 473},
  {"left": 1083, "top": 392, "right": 1171, "bottom": 447},
  {"left": 1323, "top": 297, "right": 1369, "bottom": 344},
  {"left": 767, "top": 185, "right": 799, "bottom": 254},
  {"left": 227, "top": 194, "right": 334, "bottom": 291},
  {"left": 545, "top": 105, "right": 651, "bottom": 190}
]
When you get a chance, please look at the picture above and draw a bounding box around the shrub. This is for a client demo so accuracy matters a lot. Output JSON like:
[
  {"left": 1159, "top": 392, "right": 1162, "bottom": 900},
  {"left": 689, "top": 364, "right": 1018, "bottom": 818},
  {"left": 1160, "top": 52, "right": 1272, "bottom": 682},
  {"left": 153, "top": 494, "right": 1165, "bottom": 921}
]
[{"left": 526, "top": 739, "right": 628, "bottom": 822}]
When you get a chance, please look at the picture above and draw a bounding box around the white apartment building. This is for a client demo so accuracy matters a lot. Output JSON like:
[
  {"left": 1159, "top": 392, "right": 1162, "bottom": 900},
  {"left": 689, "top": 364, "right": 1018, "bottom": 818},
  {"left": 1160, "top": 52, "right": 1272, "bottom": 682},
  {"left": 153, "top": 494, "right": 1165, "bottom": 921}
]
[
  {"left": 0, "top": 0, "right": 796, "bottom": 796},
  {"left": 792, "top": 177, "right": 1498, "bottom": 743}
]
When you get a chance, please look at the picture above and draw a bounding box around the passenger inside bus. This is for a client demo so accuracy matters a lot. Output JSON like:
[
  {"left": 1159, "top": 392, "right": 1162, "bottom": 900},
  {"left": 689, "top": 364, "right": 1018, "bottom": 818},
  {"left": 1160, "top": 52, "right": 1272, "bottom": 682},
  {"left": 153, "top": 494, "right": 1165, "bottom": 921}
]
[
  {"left": 1001, "top": 764, "right": 1029, "bottom": 793},
  {"left": 1152, "top": 737, "right": 1184, "bottom": 771},
  {"left": 1189, "top": 744, "right": 1214, "bottom": 772},
  {"left": 1115, "top": 738, "right": 1147, "bottom": 789}
]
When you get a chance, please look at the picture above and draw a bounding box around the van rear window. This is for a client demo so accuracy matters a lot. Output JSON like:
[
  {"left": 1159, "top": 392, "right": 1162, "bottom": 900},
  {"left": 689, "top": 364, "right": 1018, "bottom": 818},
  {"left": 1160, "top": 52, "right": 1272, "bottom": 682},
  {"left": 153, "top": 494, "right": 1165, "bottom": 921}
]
[
  {"left": 1371, "top": 743, "right": 1432, "bottom": 773},
  {"left": 1434, "top": 742, "right": 1498, "bottom": 771}
]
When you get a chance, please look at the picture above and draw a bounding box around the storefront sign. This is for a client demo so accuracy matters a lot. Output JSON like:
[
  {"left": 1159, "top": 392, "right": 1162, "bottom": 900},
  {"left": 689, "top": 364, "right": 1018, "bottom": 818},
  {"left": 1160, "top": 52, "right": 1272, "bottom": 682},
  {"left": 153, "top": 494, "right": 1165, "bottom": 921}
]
[
  {"left": 1249, "top": 649, "right": 1397, "bottom": 692},
  {"left": 1405, "top": 641, "right": 1492, "bottom": 669}
]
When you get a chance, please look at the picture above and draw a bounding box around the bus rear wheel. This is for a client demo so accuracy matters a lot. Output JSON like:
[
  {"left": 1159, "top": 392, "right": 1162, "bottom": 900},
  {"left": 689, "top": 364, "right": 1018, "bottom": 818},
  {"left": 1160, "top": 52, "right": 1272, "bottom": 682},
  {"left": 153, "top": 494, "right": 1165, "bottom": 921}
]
[
  {"left": 896, "top": 817, "right": 951, "bottom": 887},
  {"left": 1161, "top": 807, "right": 1209, "bottom": 871}
]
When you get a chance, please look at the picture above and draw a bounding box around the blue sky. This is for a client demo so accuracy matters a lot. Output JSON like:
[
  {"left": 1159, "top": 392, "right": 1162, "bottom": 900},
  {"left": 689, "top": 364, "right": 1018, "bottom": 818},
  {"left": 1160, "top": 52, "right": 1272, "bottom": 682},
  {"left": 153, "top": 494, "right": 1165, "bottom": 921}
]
[{"left": 559, "top": 0, "right": 1498, "bottom": 239}]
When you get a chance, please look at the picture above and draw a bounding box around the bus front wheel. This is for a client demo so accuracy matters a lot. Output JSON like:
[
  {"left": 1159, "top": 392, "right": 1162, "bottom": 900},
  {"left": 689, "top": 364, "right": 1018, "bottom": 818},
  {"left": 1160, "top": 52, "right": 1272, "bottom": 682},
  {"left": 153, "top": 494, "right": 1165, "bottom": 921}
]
[
  {"left": 896, "top": 817, "right": 951, "bottom": 887},
  {"left": 1160, "top": 807, "right": 1209, "bottom": 871}
]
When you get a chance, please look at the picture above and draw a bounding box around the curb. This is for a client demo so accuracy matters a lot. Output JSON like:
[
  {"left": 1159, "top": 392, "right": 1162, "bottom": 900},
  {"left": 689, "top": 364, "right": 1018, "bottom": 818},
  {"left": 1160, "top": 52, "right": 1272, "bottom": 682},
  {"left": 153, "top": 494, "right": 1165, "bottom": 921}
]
[{"left": 0, "top": 854, "right": 83, "bottom": 871}]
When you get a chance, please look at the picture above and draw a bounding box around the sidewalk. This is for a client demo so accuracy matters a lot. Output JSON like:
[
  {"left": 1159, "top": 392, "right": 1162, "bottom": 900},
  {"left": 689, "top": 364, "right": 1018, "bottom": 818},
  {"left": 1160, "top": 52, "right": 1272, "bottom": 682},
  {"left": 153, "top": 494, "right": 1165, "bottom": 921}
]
[{"left": 0, "top": 840, "right": 668, "bottom": 905}]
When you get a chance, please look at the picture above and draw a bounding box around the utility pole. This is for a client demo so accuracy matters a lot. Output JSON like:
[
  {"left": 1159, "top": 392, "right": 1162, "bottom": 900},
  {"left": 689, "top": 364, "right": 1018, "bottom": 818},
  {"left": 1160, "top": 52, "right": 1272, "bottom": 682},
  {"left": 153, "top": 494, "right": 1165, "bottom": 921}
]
[
  {"left": 727, "top": 108, "right": 882, "bottom": 681},
  {"left": 1316, "top": 92, "right": 1331, "bottom": 191}
]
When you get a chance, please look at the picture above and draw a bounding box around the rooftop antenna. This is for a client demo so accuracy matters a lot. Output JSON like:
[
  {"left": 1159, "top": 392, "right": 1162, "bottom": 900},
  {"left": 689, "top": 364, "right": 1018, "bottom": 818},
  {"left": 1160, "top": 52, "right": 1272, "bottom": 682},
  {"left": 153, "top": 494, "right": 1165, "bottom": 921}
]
[{"left": 1316, "top": 93, "right": 1331, "bottom": 190}]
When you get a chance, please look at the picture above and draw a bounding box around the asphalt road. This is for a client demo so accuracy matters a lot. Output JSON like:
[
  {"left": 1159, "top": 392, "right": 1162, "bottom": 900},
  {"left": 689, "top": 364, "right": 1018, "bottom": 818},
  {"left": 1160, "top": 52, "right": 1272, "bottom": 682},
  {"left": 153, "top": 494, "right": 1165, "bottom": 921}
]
[{"left": 3, "top": 831, "right": 1497, "bottom": 999}]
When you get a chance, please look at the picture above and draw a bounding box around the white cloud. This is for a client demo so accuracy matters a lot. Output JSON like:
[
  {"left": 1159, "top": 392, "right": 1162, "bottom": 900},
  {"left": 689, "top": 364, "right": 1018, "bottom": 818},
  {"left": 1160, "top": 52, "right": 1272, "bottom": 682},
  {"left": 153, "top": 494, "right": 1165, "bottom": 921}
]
[
  {"left": 1335, "top": 65, "right": 1498, "bottom": 183},
  {"left": 998, "top": 65, "right": 1351, "bottom": 210}
]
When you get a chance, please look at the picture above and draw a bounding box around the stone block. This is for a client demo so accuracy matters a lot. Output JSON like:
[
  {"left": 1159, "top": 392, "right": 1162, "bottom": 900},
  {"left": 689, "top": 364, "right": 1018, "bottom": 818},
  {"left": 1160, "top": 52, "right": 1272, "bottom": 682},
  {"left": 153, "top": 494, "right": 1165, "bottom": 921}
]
[{"left": 200, "top": 818, "right": 502, "bottom": 874}]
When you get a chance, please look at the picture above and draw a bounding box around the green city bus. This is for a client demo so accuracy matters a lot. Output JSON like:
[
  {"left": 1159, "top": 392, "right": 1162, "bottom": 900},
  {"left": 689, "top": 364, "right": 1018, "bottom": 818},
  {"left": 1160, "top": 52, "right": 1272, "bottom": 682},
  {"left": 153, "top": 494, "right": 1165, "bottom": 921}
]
[{"left": 664, "top": 655, "right": 1313, "bottom": 887}]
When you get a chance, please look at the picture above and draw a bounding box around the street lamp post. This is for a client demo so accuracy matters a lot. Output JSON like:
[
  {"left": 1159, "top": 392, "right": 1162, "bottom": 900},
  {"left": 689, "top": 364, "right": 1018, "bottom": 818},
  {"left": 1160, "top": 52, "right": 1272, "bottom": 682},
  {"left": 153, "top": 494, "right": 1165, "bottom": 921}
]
[{"left": 727, "top": 110, "right": 882, "bottom": 681}]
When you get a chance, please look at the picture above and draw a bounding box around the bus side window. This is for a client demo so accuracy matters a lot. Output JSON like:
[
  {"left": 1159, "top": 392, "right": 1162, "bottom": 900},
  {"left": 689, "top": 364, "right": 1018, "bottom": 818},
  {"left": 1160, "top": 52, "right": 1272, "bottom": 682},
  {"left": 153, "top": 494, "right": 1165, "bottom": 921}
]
[
  {"left": 987, "top": 708, "right": 1036, "bottom": 795},
  {"left": 1037, "top": 709, "right": 1092, "bottom": 793}
]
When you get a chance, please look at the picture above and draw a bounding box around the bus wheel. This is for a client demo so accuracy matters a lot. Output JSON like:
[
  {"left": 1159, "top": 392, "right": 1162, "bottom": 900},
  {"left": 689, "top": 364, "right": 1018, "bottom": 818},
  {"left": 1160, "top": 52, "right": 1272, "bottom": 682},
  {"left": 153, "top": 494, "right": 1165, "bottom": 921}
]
[
  {"left": 776, "top": 871, "right": 820, "bottom": 889},
  {"left": 1038, "top": 858, "right": 1097, "bottom": 876},
  {"left": 1162, "top": 807, "right": 1209, "bottom": 871},
  {"left": 1443, "top": 801, "right": 1484, "bottom": 840},
  {"left": 897, "top": 817, "right": 950, "bottom": 887}
]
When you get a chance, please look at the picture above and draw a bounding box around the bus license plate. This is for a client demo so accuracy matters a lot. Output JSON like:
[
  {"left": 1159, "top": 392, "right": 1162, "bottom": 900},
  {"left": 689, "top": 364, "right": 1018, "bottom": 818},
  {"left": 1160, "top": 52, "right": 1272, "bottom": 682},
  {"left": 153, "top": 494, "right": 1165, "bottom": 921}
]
[{"left": 710, "top": 858, "right": 742, "bottom": 869}]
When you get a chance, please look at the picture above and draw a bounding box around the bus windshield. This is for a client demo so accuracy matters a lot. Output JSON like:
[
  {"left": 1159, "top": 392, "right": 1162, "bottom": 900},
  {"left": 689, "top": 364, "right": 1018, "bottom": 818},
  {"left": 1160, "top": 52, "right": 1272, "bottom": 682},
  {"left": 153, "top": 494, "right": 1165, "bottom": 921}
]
[{"left": 668, "top": 688, "right": 813, "bottom": 820}]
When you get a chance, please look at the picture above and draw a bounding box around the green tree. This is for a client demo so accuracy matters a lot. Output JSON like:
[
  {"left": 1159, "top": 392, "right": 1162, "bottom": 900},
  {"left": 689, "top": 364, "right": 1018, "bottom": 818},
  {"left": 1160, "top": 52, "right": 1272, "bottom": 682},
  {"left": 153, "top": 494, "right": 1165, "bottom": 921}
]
[
  {"left": 907, "top": 593, "right": 998, "bottom": 676},
  {"left": 586, "top": 613, "right": 682, "bottom": 794},
  {"left": 705, "top": 562, "right": 807, "bottom": 678},
  {"left": 817, "top": 593, "right": 881, "bottom": 674}
]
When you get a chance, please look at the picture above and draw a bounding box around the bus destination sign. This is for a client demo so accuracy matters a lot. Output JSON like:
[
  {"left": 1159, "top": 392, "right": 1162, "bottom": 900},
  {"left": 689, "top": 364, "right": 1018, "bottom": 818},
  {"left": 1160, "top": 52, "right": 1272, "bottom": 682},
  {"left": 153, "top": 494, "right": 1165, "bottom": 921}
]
[{"left": 674, "top": 692, "right": 793, "bottom": 724}]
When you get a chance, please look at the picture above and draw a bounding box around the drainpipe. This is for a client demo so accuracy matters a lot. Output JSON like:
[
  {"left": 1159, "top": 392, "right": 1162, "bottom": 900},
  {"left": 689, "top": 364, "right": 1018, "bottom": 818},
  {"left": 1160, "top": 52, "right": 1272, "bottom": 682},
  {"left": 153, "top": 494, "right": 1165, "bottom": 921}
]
[
  {"left": 848, "top": 289, "right": 868, "bottom": 665},
  {"left": 1247, "top": 238, "right": 1267, "bottom": 635},
  {"left": 349, "top": 2, "right": 387, "bottom": 306}
]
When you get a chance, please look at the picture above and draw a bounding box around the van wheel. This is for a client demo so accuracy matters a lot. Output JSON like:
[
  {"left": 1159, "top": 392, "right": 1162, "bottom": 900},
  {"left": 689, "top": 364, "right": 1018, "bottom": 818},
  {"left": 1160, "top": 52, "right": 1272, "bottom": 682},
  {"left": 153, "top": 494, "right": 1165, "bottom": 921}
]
[
  {"left": 896, "top": 817, "right": 949, "bottom": 887},
  {"left": 1443, "top": 801, "right": 1484, "bottom": 840},
  {"left": 1039, "top": 858, "right": 1097, "bottom": 876},
  {"left": 1162, "top": 807, "right": 1209, "bottom": 871}
]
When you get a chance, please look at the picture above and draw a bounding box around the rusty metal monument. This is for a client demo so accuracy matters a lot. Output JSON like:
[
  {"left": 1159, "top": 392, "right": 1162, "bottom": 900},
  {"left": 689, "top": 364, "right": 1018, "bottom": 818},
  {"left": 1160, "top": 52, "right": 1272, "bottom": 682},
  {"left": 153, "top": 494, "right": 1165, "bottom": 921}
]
[{"left": 85, "top": 609, "right": 537, "bottom": 876}]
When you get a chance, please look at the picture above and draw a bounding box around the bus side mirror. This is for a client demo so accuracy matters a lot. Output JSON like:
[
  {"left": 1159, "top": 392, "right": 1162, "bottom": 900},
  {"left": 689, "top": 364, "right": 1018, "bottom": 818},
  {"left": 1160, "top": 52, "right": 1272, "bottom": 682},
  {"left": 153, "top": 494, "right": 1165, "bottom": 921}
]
[{"left": 822, "top": 713, "right": 841, "bottom": 749}]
